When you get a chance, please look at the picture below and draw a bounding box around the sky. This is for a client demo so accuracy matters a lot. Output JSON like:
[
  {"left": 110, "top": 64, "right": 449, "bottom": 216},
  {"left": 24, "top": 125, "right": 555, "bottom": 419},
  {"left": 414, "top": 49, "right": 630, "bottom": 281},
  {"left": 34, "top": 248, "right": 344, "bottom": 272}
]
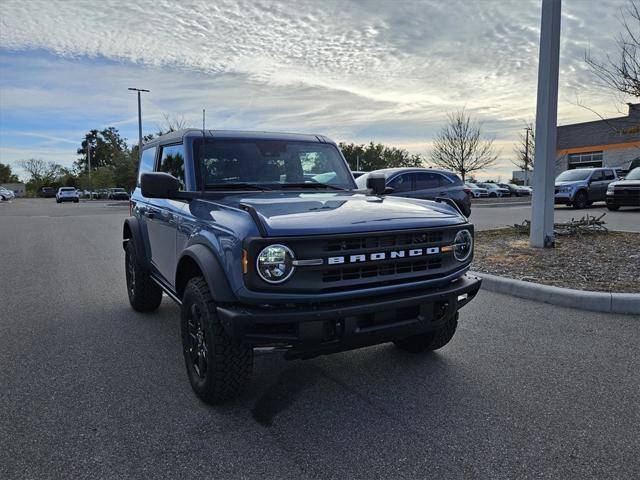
[{"left": 0, "top": 0, "right": 635, "bottom": 181}]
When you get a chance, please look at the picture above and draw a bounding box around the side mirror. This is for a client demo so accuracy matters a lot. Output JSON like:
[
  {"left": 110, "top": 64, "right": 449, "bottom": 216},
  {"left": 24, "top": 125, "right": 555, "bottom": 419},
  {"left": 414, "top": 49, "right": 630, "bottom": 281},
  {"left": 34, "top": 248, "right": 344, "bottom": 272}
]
[
  {"left": 366, "top": 173, "right": 387, "bottom": 195},
  {"left": 141, "top": 172, "right": 181, "bottom": 199}
]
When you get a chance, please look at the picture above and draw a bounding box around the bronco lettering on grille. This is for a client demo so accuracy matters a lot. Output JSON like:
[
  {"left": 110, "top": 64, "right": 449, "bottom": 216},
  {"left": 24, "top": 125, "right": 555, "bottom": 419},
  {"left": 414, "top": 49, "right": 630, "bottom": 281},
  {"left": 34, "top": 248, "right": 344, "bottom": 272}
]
[{"left": 327, "top": 247, "right": 440, "bottom": 265}]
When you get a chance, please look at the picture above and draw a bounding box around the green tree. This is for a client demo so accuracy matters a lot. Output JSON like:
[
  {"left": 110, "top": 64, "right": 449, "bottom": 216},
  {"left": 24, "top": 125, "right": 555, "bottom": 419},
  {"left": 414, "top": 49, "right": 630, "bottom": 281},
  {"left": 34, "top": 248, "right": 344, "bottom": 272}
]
[
  {"left": 91, "top": 167, "right": 115, "bottom": 190},
  {"left": 339, "top": 142, "right": 424, "bottom": 171},
  {"left": 76, "top": 127, "right": 129, "bottom": 173},
  {"left": 0, "top": 163, "right": 20, "bottom": 183}
]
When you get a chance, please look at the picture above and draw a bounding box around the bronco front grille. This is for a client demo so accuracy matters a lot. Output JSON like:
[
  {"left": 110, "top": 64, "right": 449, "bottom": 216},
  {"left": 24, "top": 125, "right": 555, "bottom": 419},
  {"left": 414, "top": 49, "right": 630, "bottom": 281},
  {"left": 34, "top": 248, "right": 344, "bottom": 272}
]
[
  {"left": 325, "top": 231, "right": 444, "bottom": 252},
  {"left": 244, "top": 225, "right": 470, "bottom": 293},
  {"left": 322, "top": 258, "right": 443, "bottom": 283}
]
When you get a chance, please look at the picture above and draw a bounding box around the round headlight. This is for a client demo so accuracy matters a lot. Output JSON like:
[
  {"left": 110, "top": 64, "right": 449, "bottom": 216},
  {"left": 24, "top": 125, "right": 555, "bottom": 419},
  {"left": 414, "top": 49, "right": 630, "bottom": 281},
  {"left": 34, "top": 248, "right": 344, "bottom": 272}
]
[
  {"left": 453, "top": 229, "right": 473, "bottom": 262},
  {"left": 256, "top": 244, "right": 295, "bottom": 284}
]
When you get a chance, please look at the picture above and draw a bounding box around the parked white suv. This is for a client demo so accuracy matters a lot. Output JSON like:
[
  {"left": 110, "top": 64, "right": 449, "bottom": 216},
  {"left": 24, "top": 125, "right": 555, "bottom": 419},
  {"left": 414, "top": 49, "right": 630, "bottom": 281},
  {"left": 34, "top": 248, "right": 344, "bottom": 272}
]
[
  {"left": 56, "top": 187, "right": 79, "bottom": 203},
  {"left": 0, "top": 186, "right": 15, "bottom": 201}
]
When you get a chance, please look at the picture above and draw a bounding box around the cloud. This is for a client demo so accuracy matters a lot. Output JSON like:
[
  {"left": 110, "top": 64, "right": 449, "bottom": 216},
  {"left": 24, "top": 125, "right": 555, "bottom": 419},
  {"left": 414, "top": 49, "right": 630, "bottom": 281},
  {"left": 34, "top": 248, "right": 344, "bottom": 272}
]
[{"left": 0, "top": 0, "right": 634, "bottom": 180}]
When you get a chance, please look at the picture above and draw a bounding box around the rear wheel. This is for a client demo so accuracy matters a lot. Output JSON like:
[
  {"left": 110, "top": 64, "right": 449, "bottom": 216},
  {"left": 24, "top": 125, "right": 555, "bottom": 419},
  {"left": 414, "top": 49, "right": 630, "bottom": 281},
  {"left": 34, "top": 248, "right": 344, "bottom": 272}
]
[
  {"left": 572, "top": 190, "right": 588, "bottom": 209},
  {"left": 181, "top": 277, "right": 253, "bottom": 404},
  {"left": 394, "top": 313, "right": 458, "bottom": 353},
  {"left": 125, "top": 240, "right": 163, "bottom": 312}
]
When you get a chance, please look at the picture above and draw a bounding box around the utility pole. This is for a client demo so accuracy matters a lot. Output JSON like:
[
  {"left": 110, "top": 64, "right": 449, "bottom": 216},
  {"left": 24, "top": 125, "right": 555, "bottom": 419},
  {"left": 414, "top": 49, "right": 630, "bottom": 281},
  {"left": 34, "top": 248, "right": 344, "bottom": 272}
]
[
  {"left": 128, "top": 87, "right": 150, "bottom": 161},
  {"left": 524, "top": 126, "right": 532, "bottom": 186},
  {"left": 86, "top": 140, "right": 92, "bottom": 199},
  {"left": 530, "top": 0, "right": 561, "bottom": 248}
]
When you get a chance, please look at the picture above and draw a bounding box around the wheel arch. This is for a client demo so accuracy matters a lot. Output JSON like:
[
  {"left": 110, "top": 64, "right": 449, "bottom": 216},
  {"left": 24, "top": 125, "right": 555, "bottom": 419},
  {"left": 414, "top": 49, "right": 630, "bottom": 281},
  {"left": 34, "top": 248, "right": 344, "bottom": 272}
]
[
  {"left": 123, "top": 216, "right": 150, "bottom": 269},
  {"left": 175, "top": 244, "right": 236, "bottom": 303}
]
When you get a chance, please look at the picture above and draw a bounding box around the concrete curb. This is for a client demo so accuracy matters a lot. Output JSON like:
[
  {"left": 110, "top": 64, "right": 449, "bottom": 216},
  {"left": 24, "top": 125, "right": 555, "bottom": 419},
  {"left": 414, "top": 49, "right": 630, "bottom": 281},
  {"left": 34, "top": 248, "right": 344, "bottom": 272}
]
[{"left": 470, "top": 270, "right": 640, "bottom": 315}]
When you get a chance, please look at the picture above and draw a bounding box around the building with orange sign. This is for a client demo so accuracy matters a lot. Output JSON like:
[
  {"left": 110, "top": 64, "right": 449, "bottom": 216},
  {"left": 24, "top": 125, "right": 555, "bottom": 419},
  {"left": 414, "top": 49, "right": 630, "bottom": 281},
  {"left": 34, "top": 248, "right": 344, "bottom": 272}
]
[{"left": 555, "top": 103, "right": 640, "bottom": 175}]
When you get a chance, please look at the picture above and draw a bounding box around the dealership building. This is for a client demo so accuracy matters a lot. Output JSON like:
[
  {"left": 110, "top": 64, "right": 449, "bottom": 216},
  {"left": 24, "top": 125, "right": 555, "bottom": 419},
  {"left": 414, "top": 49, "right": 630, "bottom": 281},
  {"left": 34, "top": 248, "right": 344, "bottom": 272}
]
[{"left": 555, "top": 103, "right": 640, "bottom": 174}]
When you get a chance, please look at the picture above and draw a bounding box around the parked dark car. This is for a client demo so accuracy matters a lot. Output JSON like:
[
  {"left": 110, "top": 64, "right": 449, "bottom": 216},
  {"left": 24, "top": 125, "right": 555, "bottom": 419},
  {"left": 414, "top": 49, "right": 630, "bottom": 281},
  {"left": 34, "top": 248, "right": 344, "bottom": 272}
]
[
  {"left": 123, "top": 129, "right": 481, "bottom": 403},
  {"left": 107, "top": 188, "right": 130, "bottom": 200},
  {"left": 38, "top": 187, "right": 57, "bottom": 198},
  {"left": 606, "top": 167, "right": 640, "bottom": 210},
  {"left": 355, "top": 168, "right": 471, "bottom": 216},
  {"left": 497, "top": 183, "right": 531, "bottom": 197}
]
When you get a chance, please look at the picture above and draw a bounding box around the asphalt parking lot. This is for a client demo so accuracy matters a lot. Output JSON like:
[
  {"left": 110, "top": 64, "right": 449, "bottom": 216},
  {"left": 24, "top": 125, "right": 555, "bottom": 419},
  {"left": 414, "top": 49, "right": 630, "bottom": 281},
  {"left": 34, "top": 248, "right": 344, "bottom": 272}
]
[
  {"left": 1, "top": 199, "right": 639, "bottom": 479},
  {"left": 471, "top": 201, "right": 640, "bottom": 232}
]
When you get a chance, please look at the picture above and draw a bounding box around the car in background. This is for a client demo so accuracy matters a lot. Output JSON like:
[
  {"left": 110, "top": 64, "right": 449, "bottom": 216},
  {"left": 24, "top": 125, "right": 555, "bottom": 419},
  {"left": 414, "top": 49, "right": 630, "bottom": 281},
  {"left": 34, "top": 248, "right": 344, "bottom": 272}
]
[
  {"left": 56, "top": 187, "right": 79, "bottom": 203},
  {"left": 0, "top": 186, "right": 15, "bottom": 201},
  {"left": 497, "top": 183, "right": 531, "bottom": 197},
  {"left": 96, "top": 189, "right": 110, "bottom": 199},
  {"left": 355, "top": 167, "right": 471, "bottom": 216},
  {"left": 606, "top": 167, "right": 640, "bottom": 211},
  {"left": 476, "top": 182, "right": 510, "bottom": 198},
  {"left": 107, "top": 188, "right": 130, "bottom": 200},
  {"left": 555, "top": 167, "right": 617, "bottom": 209},
  {"left": 38, "top": 186, "right": 57, "bottom": 198},
  {"left": 465, "top": 183, "right": 489, "bottom": 198}
]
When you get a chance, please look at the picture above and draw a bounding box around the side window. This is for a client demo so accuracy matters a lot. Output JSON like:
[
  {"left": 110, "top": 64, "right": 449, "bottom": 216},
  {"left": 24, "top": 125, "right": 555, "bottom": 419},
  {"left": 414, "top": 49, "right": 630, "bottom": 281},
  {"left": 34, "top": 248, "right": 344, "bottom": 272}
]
[
  {"left": 388, "top": 174, "right": 412, "bottom": 192},
  {"left": 414, "top": 172, "right": 440, "bottom": 189},
  {"left": 603, "top": 169, "right": 615, "bottom": 180},
  {"left": 591, "top": 171, "right": 603, "bottom": 181},
  {"left": 158, "top": 144, "right": 186, "bottom": 189},
  {"left": 138, "top": 147, "right": 157, "bottom": 185}
]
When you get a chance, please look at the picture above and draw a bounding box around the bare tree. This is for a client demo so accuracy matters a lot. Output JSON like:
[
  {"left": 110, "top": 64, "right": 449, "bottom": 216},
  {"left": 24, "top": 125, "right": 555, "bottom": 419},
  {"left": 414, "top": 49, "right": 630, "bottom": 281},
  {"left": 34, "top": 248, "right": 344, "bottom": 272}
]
[
  {"left": 585, "top": 0, "right": 640, "bottom": 99},
  {"left": 429, "top": 109, "right": 499, "bottom": 182},
  {"left": 512, "top": 121, "right": 535, "bottom": 185},
  {"left": 158, "top": 113, "right": 188, "bottom": 135},
  {"left": 17, "top": 158, "right": 63, "bottom": 184}
]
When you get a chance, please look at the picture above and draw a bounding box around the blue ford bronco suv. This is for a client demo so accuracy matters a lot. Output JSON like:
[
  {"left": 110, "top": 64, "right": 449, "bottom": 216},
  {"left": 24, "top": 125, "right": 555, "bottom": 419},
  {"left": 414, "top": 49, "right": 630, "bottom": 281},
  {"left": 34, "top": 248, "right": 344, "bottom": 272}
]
[{"left": 123, "top": 129, "right": 481, "bottom": 403}]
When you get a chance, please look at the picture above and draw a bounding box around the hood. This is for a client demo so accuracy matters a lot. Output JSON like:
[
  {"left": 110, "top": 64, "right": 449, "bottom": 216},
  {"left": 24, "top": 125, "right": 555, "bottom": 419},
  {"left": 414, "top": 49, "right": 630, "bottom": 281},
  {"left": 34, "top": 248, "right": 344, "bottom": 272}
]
[
  {"left": 200, "top": 192, "right": 466, "bottom": 236},
  {"left": 555, "top": 180, "right": 585, "bottom": 187},
  {"left": 610, "top": 179, "right": 640, "bottom": 187}
]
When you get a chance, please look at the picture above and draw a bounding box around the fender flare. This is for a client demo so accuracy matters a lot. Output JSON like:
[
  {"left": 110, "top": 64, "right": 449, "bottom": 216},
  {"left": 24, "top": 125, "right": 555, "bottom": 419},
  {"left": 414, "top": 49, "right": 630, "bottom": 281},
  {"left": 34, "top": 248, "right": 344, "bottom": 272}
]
[
  {"left": 122, "top": 216, "right": 150, "bottom": 269},
  {"left": 176, "top": 244, "right": 236, "bottom": 303}
]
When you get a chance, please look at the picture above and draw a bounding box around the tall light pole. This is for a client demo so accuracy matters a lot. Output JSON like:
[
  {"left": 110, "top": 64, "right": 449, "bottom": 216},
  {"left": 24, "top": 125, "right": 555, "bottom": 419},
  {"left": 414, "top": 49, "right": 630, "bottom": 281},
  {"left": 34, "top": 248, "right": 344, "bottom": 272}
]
[
  {"left": 530, "top": 0, "right": 561, "bottom": 248},
  {"left": 86, "top": 140, "right": 92, "bottom": 199},
  {"left": 524, "top": 126, "right": 532, "bottom": 186},
  {"left": 128, "top": 88, "right": 150, "bottom": 160}
]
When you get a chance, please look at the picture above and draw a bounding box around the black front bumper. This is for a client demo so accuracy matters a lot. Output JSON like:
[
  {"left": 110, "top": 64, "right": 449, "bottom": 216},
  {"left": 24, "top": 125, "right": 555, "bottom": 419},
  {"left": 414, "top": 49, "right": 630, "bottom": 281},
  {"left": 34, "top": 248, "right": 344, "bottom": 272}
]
[
  {"left": 217, "top": 274, "right": 481, "bottom": 359},
  {"left": 606, "top": 193, "right": 640, "bottom": 207}
]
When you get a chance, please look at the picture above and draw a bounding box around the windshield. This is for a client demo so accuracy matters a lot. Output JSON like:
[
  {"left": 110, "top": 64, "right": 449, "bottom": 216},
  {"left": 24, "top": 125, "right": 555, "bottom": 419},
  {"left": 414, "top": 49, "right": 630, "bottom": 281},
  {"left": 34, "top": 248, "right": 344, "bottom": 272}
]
[
  {"left": 556, "top": 169, "right": 591, "bottom": 182},
  {"left": 60, "top": 188, "right": 75, "bottom": 192},
  {"left": 195, "top": 139, "right": 355, "bottom": 190},
  {"left": 626, "top": 167, "right": 640, "bottom": 180}
]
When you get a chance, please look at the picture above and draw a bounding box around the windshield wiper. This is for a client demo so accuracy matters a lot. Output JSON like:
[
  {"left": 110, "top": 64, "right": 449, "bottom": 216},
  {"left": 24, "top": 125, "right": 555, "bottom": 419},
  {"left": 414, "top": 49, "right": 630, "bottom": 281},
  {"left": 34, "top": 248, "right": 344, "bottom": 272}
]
[
  {"left": 205, "top": 183, "right": 272, "bottom": 191},
  {"left": 278, "top": 183, "right": 348, "bottom": 191}
]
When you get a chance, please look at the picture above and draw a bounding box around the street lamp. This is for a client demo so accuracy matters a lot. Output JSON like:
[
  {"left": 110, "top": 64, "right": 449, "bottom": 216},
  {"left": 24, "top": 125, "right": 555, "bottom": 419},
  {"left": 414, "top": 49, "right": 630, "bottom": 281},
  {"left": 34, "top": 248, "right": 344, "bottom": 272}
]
[{"left": 128, "top": 88, "right": 150, "bottom": 161}]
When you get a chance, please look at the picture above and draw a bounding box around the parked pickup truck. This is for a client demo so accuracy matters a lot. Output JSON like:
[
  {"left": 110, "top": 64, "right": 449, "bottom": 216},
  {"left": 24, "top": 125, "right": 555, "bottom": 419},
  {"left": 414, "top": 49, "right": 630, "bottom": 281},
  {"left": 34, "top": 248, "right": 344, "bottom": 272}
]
[{"left": 123, "top": 129, "right": 481, "bottom": 403}]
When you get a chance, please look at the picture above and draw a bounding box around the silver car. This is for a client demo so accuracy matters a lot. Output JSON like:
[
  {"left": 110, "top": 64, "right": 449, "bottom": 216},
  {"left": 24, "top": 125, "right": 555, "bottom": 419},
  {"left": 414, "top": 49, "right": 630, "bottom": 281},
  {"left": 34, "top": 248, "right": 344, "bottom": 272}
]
[
  {"left": 0, "top": 186, "right": 15, "bottom": 201},
  {"left": 56, "top": 187, "right": 80, "bottom": 203}
]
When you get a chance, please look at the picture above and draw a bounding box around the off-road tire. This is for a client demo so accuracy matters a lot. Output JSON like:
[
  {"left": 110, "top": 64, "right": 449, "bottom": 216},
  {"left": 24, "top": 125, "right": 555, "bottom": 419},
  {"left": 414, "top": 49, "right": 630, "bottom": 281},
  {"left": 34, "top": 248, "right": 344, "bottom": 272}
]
[
  {"left": 607, "top": 205, "right": 620, "bottom": 211},
  {"left": 394, "top": 313, "right": 458, "bottom": 353},
  {"left": 124, "top": 240, "right": 162, "bottom": 312},
  {"left": 181, "top": 277, "right": 253, "bottom": 404},
  {"left": 572, "top": 190, "right": 588, "bottom": 209}
]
